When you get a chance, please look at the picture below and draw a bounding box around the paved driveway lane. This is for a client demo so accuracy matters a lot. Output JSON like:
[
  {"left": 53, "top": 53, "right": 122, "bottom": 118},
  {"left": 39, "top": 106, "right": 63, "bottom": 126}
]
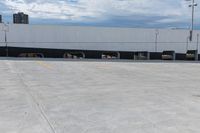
[
  {"left": 0, "top": 60, "right": 53, "bottom": 133},
  {"left": 1, "top": 60, "right": 200, "bottom": 133}
]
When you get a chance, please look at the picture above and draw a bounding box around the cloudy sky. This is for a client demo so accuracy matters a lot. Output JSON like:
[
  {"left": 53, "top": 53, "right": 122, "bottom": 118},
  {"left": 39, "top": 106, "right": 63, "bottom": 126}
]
[{"left": 0, "top": 0, "right": 200, "bottom": 29}]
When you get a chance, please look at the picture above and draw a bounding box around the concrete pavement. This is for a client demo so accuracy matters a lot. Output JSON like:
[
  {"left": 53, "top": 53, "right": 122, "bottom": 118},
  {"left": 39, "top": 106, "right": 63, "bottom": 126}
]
[{"left": 0, "top": 58, "right": 200, "bottom": 133}]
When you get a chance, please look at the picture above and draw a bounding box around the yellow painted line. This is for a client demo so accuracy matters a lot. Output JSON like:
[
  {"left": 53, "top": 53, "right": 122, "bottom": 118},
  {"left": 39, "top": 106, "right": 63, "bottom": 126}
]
[{"left": 36, "top": 61, "right": 53, "bottom": 69}]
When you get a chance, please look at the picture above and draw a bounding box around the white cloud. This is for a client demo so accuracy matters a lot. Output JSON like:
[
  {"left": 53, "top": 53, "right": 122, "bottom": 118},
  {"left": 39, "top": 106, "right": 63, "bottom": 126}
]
[{"left": 1, "top": 0, "right": 200, "bottom": 24}]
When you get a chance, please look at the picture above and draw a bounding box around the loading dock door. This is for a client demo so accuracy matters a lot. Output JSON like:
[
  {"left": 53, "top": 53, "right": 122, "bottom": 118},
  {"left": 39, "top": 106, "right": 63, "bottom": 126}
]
[
  {"left": 162, "top": 51, "right": 175, "bottom": 60},
  {"left": 102, "top": 52, "right": 120, "bottom": 59},
  {"left": 134, "top": 52, "right": 150, "bottom": 60},
  {"left": 63, "top": 52, "right": 85, "bottom": 59}
]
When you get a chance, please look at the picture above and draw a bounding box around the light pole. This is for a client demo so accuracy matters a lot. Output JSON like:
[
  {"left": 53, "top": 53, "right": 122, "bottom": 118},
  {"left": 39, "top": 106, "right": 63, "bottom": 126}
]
[
  {"left": 186, "top": 36, "right": 189, "bottom": 51},
  {"left": 185, "top": 0, "right": 198, "bottom": 41},
  {"left": 155, "top": 29, "right": 159, "bottom": 52},
  {"left": 3, "top": 23, "right": 9, "bottom": 57},
  {"left": 197, "top": 33, "right": 199, "bottom": 51}
]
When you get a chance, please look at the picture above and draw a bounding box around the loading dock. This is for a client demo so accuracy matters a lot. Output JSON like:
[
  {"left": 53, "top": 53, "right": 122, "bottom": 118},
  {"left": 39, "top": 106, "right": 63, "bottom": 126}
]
[
  {"left": 63, "top": 52, "right": 85, "bottom": 59},
  {"left": 18, "top": 53, "right": 44, "bottom": 58},
  {"left": 162, "top": 51, "right": 176, "bottom": 60},
  {"left": 102, "top": 52, "right": 120, "bottom": 59},
  {"left": 186, "top": 50, "right": 198, "bottom": 60},
  {"left": 134, "top": 51, "right": 150, "bottom": 60},
  {"left": 2, "top": 46, "right": 200, "bottom": 61}
]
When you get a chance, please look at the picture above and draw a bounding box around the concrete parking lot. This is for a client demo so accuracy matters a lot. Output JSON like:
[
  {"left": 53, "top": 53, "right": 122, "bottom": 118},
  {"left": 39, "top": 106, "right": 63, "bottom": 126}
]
[{"left": 0, "top": 58, "right": 200, "bottom": 133}]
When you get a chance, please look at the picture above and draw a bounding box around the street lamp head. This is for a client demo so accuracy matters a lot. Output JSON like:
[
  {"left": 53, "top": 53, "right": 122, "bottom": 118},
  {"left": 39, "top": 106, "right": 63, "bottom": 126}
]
[
  {"left": 155, "top": 29, "right": 159, "bottom": 34},
  {"left": 189, "top": 3, "right": 198, "bottom": 7}
]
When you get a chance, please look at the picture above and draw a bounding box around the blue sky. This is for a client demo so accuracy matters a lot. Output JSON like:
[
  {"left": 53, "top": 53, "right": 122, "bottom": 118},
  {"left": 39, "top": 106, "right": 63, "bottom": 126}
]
[{"left": 0, "top": 0, "right": 200, "bottom": 29}]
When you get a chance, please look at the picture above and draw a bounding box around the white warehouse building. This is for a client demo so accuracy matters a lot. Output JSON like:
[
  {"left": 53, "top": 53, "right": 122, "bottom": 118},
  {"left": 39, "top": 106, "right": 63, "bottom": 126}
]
[{"left": 0, "top": 24, "right": 199, "bottom": 60}]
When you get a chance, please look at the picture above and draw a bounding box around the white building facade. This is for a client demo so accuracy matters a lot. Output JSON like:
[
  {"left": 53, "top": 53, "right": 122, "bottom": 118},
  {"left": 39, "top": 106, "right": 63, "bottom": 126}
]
[{"left": 0, "top": 24, "right": 199, "bottom": 58}]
